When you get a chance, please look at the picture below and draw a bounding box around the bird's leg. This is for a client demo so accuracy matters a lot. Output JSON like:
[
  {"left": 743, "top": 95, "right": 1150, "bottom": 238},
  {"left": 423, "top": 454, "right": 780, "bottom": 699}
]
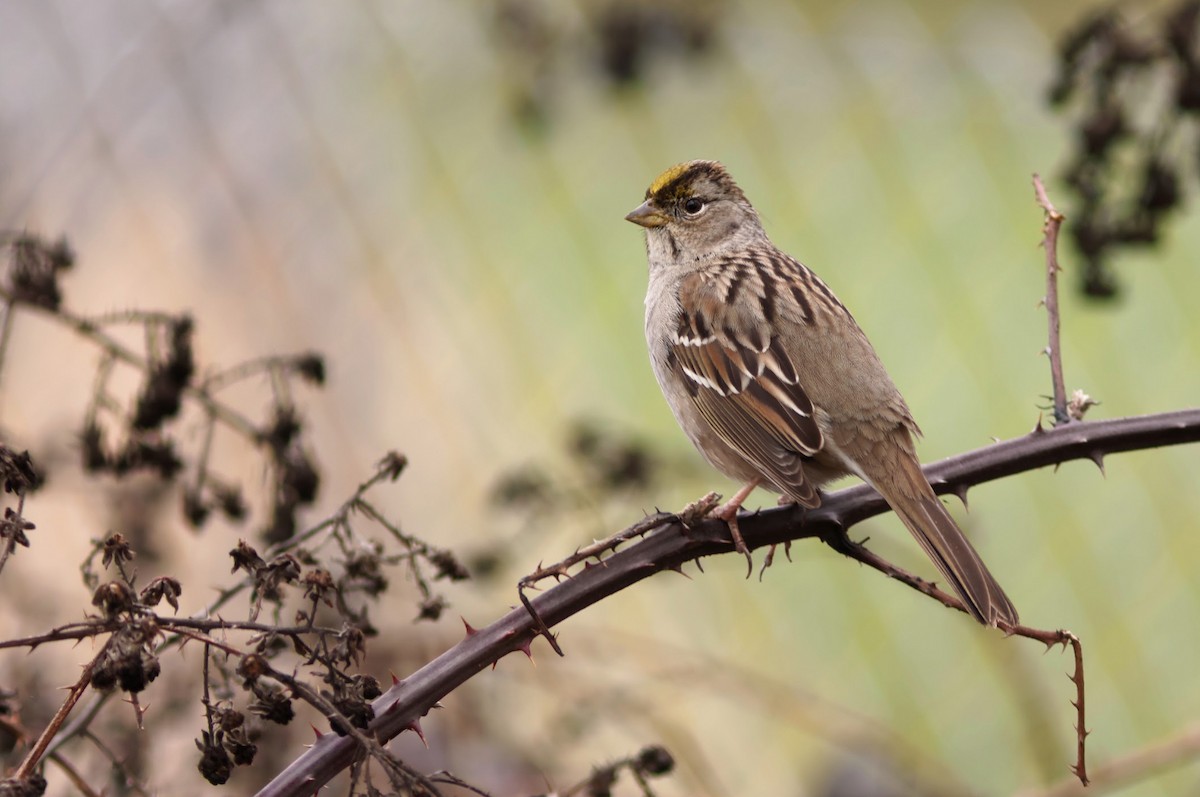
[{"left": 711, "top": 478, "right": 761, "bottom": 576}]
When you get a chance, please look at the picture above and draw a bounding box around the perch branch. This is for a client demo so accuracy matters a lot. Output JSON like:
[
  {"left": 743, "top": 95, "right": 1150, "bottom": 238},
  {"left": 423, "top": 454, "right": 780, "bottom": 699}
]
[{"left": 255, "top": 408, "right": 1200, "bottom": 797}]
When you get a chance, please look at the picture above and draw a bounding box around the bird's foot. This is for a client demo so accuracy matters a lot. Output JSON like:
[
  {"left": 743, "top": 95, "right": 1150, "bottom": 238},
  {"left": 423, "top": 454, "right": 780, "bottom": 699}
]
[{"left": 710, "top": 479, "right": 760, "bottom": 578}]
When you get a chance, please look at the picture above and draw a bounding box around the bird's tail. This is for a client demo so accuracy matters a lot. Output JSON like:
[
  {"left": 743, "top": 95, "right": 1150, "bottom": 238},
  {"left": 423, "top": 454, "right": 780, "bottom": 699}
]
[
  {"left": 888, "top": 486, "right": 1018, "bottom": 626},
  {"left": 856, "top": 445, "right": 1018, "bottom": 627}
]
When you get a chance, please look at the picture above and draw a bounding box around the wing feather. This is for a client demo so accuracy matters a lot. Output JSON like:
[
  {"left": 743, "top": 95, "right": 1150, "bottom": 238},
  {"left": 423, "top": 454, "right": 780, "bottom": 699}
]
[{"left": 671, "top": 267, "right": 825, "bottom": 506}]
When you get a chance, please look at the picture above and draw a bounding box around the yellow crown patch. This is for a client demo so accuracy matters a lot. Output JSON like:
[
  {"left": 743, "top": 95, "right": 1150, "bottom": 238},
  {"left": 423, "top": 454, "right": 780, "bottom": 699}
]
[
  {"left": 645, "top": 160, "right": 728, "bottom": 201},
  {"left": 648, "top": 162, "right": 696, "bottom": 197}
]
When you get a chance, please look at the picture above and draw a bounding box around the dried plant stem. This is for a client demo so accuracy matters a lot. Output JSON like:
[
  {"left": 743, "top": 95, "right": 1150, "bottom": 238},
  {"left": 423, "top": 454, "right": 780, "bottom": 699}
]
[
  {"left": 0, "top": 287, "right": 260, "bottom": 440},
  {"left": 46, "top": 751, "right": 104, "bottom": 797},
  {"left": 0, "top": 299, "right": 15, "bottom": 394},
  {"left": 13, "top": 649, "right": 102, "bottom": 779},
  {"left": 0, "top": 492, "right": 26, "bottom": 577}
]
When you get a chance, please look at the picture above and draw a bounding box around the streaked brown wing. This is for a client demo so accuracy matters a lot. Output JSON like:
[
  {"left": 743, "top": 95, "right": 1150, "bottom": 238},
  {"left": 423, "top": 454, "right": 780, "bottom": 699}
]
[{"left": 671, "top": 331, "right": 824, "bottom": 507}]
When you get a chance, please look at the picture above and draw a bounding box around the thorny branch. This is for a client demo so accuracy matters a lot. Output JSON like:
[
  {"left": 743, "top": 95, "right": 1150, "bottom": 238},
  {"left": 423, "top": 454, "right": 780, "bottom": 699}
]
[
  {"left": 256, "top": 408, "right": 1200, "bottom": 797},
  {"left": 12, "top": 650, "right": 102, "bottom": 780},
  {"left": 740, "top": 495, "right": 1097, "bottom": 785}
]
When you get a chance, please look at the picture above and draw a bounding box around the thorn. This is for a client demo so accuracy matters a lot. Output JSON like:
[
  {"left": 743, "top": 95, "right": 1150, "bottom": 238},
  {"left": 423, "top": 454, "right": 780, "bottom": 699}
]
[
  {"left": 667, "top": 564, "right": 692, "bottom": 580},
  {"left": 1088, "top": 450, "right": 1106, "bottom": 476},
  {"left": 517, "top": 638, "right": 535, "bottom": 664},
  {"left": 311, "top": 724, "right": 324, "bottom": 740},
  {"left": 1032, "top": 414, "right": 1046, "bottom": 434},
  {"left": 390, "top": 672, "right": 401, "bottom": 686},
  {"left": 124, "top": 694, "right": 147, "bottom": 729},
  {"left": 951, "top": 484, "right": 969, "bottom": 511},
  {"left": 461, "top": 618, "right": 478, "bottom": 638},
  {"left": 405, "top": 719, "right": 428, "bottom": 748},
  {"left": 695, "top": 559, "right": 704, "bottom": 574}
]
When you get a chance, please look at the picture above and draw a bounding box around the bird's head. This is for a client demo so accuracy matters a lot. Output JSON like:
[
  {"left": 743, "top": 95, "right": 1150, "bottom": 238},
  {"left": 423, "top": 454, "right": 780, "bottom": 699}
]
[{"left": 625, "top": 160, "right": 764, "bottom": 261}]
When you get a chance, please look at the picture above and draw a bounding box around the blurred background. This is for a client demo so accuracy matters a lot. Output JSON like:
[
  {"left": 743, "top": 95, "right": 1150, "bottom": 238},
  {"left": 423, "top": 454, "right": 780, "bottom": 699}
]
[{"left": 2, "top": 1, "right": 1200, "bottom": 795}]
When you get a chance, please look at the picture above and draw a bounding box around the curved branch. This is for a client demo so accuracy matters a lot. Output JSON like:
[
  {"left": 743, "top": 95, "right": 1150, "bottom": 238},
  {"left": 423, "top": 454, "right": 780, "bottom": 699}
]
[{"left": 256, "top": 408, "right": 1200, "bottom": 797}]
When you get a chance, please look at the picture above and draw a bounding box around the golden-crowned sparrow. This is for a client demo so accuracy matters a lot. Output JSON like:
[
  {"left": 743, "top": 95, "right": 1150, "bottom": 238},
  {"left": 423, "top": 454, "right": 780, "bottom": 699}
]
[{"left": 626, "top": 160, "right": 1018, "bottom": 627}]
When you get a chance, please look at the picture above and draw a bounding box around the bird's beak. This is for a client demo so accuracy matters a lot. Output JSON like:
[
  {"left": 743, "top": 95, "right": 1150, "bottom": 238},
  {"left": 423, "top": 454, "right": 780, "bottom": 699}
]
[{"left": 624, "top": 200, "right": 669, "bottom": 228}]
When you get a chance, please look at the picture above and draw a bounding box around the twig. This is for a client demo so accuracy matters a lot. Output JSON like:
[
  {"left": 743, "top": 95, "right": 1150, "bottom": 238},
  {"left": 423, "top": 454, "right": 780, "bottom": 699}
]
[
  {"left": 0, "top": 492, "right": 27, "bottom": 577},
  {"left": 518, "top": 508, "right": 692, "bottom": 656},
  {"left": 1033, "top": 174, "right": 1070, "bottom": 425},
  {"left": 0, "top": 298, "right": 15, "bottom": 395},
  {"left": 822, "top": 523, "right": 1090, "bottom": 781},
  {"left": 428, "top": 771, "right": 497, "bottom": 797},
  {"left": 255, "top": 408, "right": 1200, "bottom": 797},
  {"left": 1068, "top": 634, "right": 1087, "bottom": 785},
  {"left": 0, "top": 620, "right": 118, "bottom": 650},
  {"left": 1005, "top": 627, "right": 1088, "bottom": 785},
  {"left": 520, "top": 509, "right": 687, "bottom": 589},
  {"left": 12, "top": 647, "right": 103, "bottom": 779},
  {"left": 201, "top": 353, "right": 320, "bottom": 392},
  {"left": 46, "top": 751, "right": 104, "bottom": 797},
  {"left": 0, "top": 286, "right": 260, "bottom": 441},
  {"left": 1013, "top": 724, "right": 1200, "bottom": 797}
]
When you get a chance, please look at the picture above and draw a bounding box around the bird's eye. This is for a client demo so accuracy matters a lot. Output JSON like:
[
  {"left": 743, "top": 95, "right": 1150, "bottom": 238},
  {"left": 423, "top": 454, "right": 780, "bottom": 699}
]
[{"left": 683, "top": 197, "right": 705, "bottom": 215}]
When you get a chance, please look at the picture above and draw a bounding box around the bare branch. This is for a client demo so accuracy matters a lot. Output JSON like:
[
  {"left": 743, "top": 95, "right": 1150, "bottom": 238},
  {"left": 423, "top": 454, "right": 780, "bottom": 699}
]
[
  {"left": 1033, "top": 174, "right": 1070, "bottom": 424},
  {"left": 13, "top": 647, "right": 103, "bottom": 780}
]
